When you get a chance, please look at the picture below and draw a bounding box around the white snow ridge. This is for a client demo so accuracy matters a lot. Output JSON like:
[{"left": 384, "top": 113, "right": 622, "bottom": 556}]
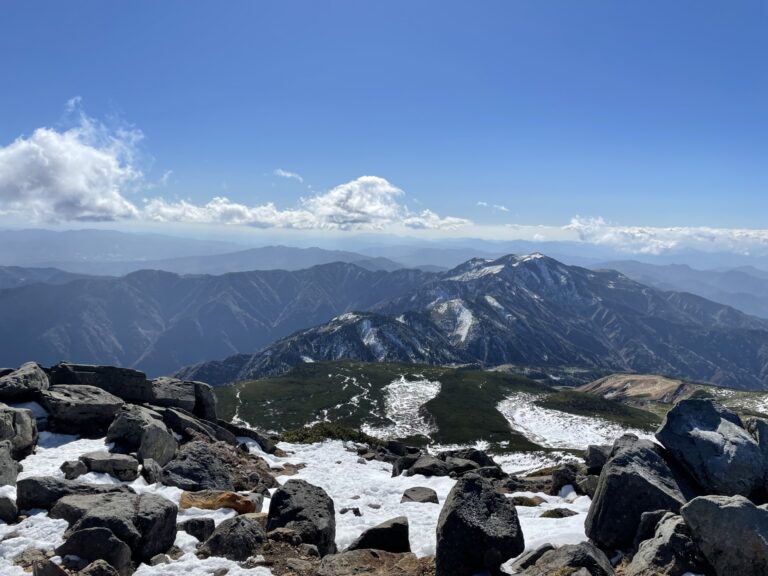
[{"left": 363, "top": 376, "right": 441, "bottom": 439}]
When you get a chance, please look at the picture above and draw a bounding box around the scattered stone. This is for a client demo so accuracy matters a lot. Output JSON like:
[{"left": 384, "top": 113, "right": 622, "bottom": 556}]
[
  {"left": 656, "top": 398, "right": 765, "bottom": 498},
  {"left": 0, "top": 494, "right": 18, "bottom": 522},
  {"left": 267, "top": 479, "right": 337, "bottom": 556},
  {"left": 106, "top": 404, "right": 177, "bottom": 467},
  {"left": 585, "top": 440, "right": 689, "bottom": 550},
  {"left": 149, "top": 553, "right": 171, "bottom": 565},
  {"left": 79, "top": 559, "right": 121, "bottom": 576},
  {"left": 405, "top": 455, "right": 449, "bottom": 478},
  {"left": 519, "top": 542, "right": 614, "bottom": 576},
  {"left": 539, "top": 508, "right": 578, "bottom": 519},
  {"left": 140, "top": 458, "right": 163, "bottom": 484},
  {"left": 391, "top": 454, "right": 420, "bottom": 477},
  {"left": 681, "top": 494, "right": 768, "bottom": 576},
  {"left": 436, "top": 474, "right": 524, "bottom": 576},
  {"left": 444, "top": 456, "right": 479, "bottom": 475},
  {"left": 550, "top": 462, "right": 579, "bottom": 496},
  {"left": 511, "top": 495, "right": 545, "bottom": 507},
  {"left": 199, "top": 515, "right": 266, "bottom": 561},
  {"left": 505, "top": 543, "right": 555, "bottom": 574},
  {"left": 317, "top": 549, "right": 427, "bottom": 576},
  {"left": 347, "top": 517, "right": 410, "bottom": 553},
  {"left": 400, "top": 487, "right": 438, "bottom": 504},
  {"left": 179, "top": 489, "right": 258, "bottom": 514},
  {"left": 178, "top": 517, "right": 215, "bottom": 542},
  {"left": 16, "top": 476, "right": 135, "bottom": 511},
  {"left": 60, "top": 459, "right": 87, "bottom": 480},
  {"left": 39, "top": 385, "right": 124, "bottom": 435},
  {"left": 216, "top": 419, "right": 277, "bottom": 454},
  {"left": 79, "top": 451, "right": 139, "bottom": 481},
  {"left": 161, "top": 440, "right": 234, "bottom": 491},
  {"left": 12, "top": 546, "right": 47, "bottom": 567},
  {"left": 0, "top": 362, "right": 49, "bottom": 402},
  {"left": 0, "top": 440, "right": 21, "bottom": 485},
  {"left": 55, "top": 527, "right": 132, "bottom": 576},
  {"left": 577, "top": 474, "right": 599, "bottom": 499},
  {"left": 625, "top": 512, "right": 710, "bottom": 576},
  {"left": 438, "top": 448, "right": 498, "bottom": 468},
  {"left": 32, "top": 560, "right": 68, "bottom": 576},
  {"left": 339, "top": 507, "right": 362, "bottom": 516},
  {"left": 0, "top": 404, "right": 38, "bottom": 458}
]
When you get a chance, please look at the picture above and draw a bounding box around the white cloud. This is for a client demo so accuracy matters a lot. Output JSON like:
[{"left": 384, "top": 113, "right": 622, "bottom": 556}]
[
  {"left": 273, "top": 168, "right": 304, "bottom": 183},
  {"left": 477, "top": 201, "right": 489, "bottom": 207},
  {"left": 402, "top": 209, "right": 472, "bottom": 230},
  {"left": 0, "top": 104, "right": 142, "bottom": 222},
  {"left": 493, "top": 204, "right": 510, "bottom": 212},
  {"left": 565, "top": 216, "right": 768, "bottom": 255}
]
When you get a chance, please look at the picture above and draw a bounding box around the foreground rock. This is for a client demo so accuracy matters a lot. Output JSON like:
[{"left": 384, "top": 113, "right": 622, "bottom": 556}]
[
  {"left": 347, "top": 517, "right": 410, "bottom": 553},
  {"left": 161, "top": 440, "right": 234, "bottom": 491},
  {"left": 681, "top": 495, "right": 768, "bottom": 576},
  {"left": 39, "top": 385, "right": 123, "bottom": 435},
  {"left": 268, "top": 479, "right": 337, "bottom": 556},
  {"left": 0, "top": 494, "right": 17, "bottom": 522},
  {"left": 178, "top": 517, "right": 215, "bottom": 542},
  {"left": 625, "top": 512, "right": 710, "bottom": 576},
  {"left": 50, "top": 492, "right": 177, "bottom": 562},
  {"left": 198, "top": 515, "right": 266, "bottom": 561},
  {"left": 55, "top": 527, "right": 132, "bottom": 576},
  {"left": 318, "top": 549, "right": 429, "bottom": 576},
  {"left": 79, "top": 451, "right": 140, "bottom": 481},
  {"left": 106, "top": 405, "right": 177, "bottom": 467},
  {"left": 435, "top": 473, "right": 524, "bottom": 576},
  {"left": 656, "top": 398, "right": 765, "bottom": 498},
  {"left": 16, "top": 476, "right": 135, "bottom": 511},
  {"left": 585, "top": 440, "right": 689, "bottom": 550},
  {"left": 0, "top": 362, "right": 49, "bottom": 402},
  {"left": 519, "top": 542, "right": 613, "bottom": 576},
  {"left": 0, "top": 440, "right": 20, "bottom": 485},
  {"left": 0, "top": 403, "right": 38, "bottom": 459}
]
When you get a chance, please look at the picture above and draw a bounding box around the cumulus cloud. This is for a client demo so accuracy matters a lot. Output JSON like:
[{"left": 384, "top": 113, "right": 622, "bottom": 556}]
[
  {"left": 565, "top": 216, "right": 768, "bottom": 255},
  {"left": 476, "top": 201, "right": 510, "bottom": 213},
  {"left": 403, "top": 209, "right": 472, "bottom": 230},
  {"left": 273, "top": 168, "right": 304, "bottom": 183},
  {"left": 0, "top": 104, "right": 142, "bottom": 222}
]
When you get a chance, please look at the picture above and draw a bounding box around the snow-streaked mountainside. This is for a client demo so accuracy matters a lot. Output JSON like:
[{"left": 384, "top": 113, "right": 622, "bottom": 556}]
[{"left": 184, "top": 254, "right": 768, "bottom": 389}]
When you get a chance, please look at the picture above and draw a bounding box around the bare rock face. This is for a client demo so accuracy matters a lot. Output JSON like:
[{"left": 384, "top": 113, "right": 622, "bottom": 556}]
[
  {"left": 198, "top": 515, "right": 266, "bottom": 561},
  {"left": 435, "top": 473, "right": 524, "bottom": 576},
  {"left": 625, "top": 513, "right": 710, "bottom": 576},
  {"left": 347, "top": 516, "right": 410, "bottom": 553},
  {"left": 39, "top": 385, "right": 124, "bottom": 436},
  {"left": 0, "top": 362, "right": 49, "bottom": 402},
  {"left": 106, "top": 404, "right": 177, "bottom": 467},
  {"left": 161, "top": 440, "right": 235, "bottom": 491},
  {"left": 656, "top": 399, "right": 766, "bottom": 498},
  {"left": 268, "top": 479, "right": 337, "bottom": 557},
  {"left": 79, "top": 451, "right": 140, "bottom": 482}
]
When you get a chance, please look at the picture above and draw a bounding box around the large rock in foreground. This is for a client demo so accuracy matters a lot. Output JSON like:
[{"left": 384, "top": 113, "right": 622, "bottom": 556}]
[
  {"left": 55, "top": 527, "right": 132, "bottom": 576},
  {"left": 435, "top": 473, "right": 524, "bottom": 576},
  {"left": 656, "top": 399, "right": 766, "bottom": 498},
  {"left": 267, "top": 479, "right": 337, "bottom": 556},
  {"left": 0, "top": 362, "right": 49, "bottom": 402},
  {"left": 106, "top": 405, "right": 177, "bottom": 466},
  {"left": 347, "top": 516, "right": 410, "bottom": 553},
  {"left": 50, "top": 492, "right": 177, "bottom": 562},
  {"left": 681, "top": 495, "right": 768, "bottom": 576},
  {"left": 39, "top": 385, "right": 124, "bottom": 435},
  {"left": 161, "top": 440, "right": 234, "bottom": 491},
  {"left": 585, "top": 440, "right": 689, "bottom": 551},
  {"left": 198, "top": 515, "right": 266, "bottom": 561}
]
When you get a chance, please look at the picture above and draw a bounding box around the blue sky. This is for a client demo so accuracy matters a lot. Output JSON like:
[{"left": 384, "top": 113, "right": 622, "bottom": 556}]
[{"left": 1, "top": 1, "right": 767, "bottom": 253}]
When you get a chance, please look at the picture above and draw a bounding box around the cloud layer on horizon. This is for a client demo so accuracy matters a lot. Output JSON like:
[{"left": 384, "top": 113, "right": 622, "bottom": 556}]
[{"left": 0, "top": 107, "right": 469, "bottom": 231}]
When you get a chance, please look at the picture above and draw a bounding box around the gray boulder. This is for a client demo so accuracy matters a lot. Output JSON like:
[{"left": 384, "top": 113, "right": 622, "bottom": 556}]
[
  {"left": 347, "top": 516, "right": 410, "bottom": 553},
  {"left": 32, "top": 560, "right": 68, "bottom": 576},
  {"left": 161, "top": 440, "right": 234, "bottom": 491},
  {"left": 585, "top": 444, "right": 611, "bottom": 474},
  {"left": 193, "top": 381, "right": 217, "bottom": 421},
  {"left": 0, "top": 404, "right": 38, "bottom": 458},
  {"left": 436, "top": 473, "right": 524, "bottom": 576},
  {"left": 198, "top": 515, "right": 266, "bottom": 561},
  {"left": 681, "top": 494, "right": 768, "bottom": 576},
  {"left": 267, "top": 479, "right": 337, "bottom": 556},
  {"left": 79, "top": 560, "right": 121, "bottom": 576},
  {"left": 0, "top": 494, "right": 17, "bottom": 523},
  {"left": 401, "top": 487, "right": 438, "bottom": 504},
  {"left": 106, "top": 405, "right": 177, "bottom": 466},
  {"left": 140, "top": 458, "right": 163, "bottom": 484},
  {"left": 16, "top": 476, "right": 134, "bottom": 511},
  {"left": 505, "top": 543, "right": 555, "bottom": 574},
  {"left": 656, "top": 398, "right": 765, "bottom": 498},
  {"left": 79, "top": 451, "right": 140, "bottom": 482},
  {"left": 178, "top": 517, "right": 215, "bottom": 541},
  {"left": 50, "top": 492, "right": 177, "bottom": 562},
  {"left": 0, "top": 362, "right": 49, "bottom": 402},
  {"left": 625, "top": 513, "right": 710, "bottom": 576},
  {"left": 60, "top": 459, "right": 88, "bottom": 480},
  {"left": 317, "top": 549, "right": 422, "bottom": 575},
  {"left": 159, "top": 406, "right": 236, "bottom": 445},
  {"left": 585, "top": 440, "right": 689, "bottom": 550},
  {"left": 444, "top": 456, "right": 479, "bottom": 475},
  {"left": 55, "top": 527, "right": 132, "bottom": 576},
  {"left": 406, "top": 455, "right": 449, "bottom": 477},
  {"left": 519, "top": 542, "right": 614, "bottom": 576},
  {"left": 550, "top": 462, "right": 579, "bottom": 495},
  {"left": 216, "top": 419, "right": 276, "bottom": 454},
  {"left": 39, "top": 385, "right": 123, "bottom": 435},
  {"left": 0, "top": 440, "right": 20, "bottom": 486}
]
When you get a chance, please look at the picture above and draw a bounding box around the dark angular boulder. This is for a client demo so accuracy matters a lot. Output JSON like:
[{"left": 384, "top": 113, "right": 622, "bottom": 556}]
[
  {"left": 55, "top": 527, "right": 132, "bottom": 576},
  {"left": 216, "top": 419, "right": 277, "bottom": 454},
  {"left": 60, "top": 459, "right": 88, "bottom": 480},
  {"left": 198, "top": 515, "right": 266, "bottom": 561},
  {"left": 159, "top": 406, "right": 236, "bottom": 445},
  {"left": 0, "top": 494, "right": 17, "bottom": 523},
  {"left": 347, "top": 516, "right": 410, "bottom": 553},
  {"left": 50, "top": 492, "right": 177, "bottom": 562},
  {"left": 625, "top": 512, "right": 710, "bottom": 576},
  {"left": 267, "top": 479, "right": 337, "bottom": 556},
  {"left": 0, "top": 440, "right": 20, "bottom": 486},
  {"left": 519, "top": 542, "right": 613, "bottom": 576},
  {"left": 106, "top": 405, "right": 177, "bottom": 467},
  {"left": 391, "top": 454, "right": 420, "bottom": 477},
  {"left": 401, "top": 487, "right": 438, "bottom": 504},
  {"left": 585, "top": 444, "right": 611, "bottom": 475},
  {"left": 406, "top": 455, "right": 450, "bottom": 477},
  {"left": 39, "top": 385, "right": 123, "bottom": 436},
  {"left": 161, "top": 440, "right": 234, "bottom": 491},
  {"left": 0, "top": 362, "right": 49, "bottom": 402},
  {"left": 317, "top": 549, "right": 423, "bottom": 575},
  {"left": 178, "top": 517, "right": 215, "bottom": 542},
  {"left": 656, "top": 399, "right": 765, "bottom": 498},
  {"left": 585, "top": 440, "right": 689, "bottom": 551},
  {"left": 79, "top": 560, "right": 121, "bottom": 576},
  {"left": 16, "top": 476, "right": 135, "bottom": 512},
  {"left": 79, "top": 451, "right": 140, "bottom": 481},
  {"left": 32, "top": 559, "right": 68, "bottom": 576},
  {"left": 436, "top": 473, "right": 524, "bottom": 576},
  {"left": 681, "top": 495, "right": 768, "bottom": 576},
  {"left": 0, "top": 403, "right": 38, "bottom": 459},
  {"left": 140, "top": 458, "right": 163, "bottom": 484},
  {"left": 550, "top": 462, "right": 579, "bottom": 496},
  {"left": 193, "top": 381, "right": 218, "bottom": 421}
]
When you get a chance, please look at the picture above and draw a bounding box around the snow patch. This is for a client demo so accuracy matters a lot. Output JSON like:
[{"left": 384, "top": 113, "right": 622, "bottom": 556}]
[
  {"left": 362, "top": 376, "right": 441, "bottom": 439},
  {"left": 448, "top": 264, "right": 505, "bottom": 282}
]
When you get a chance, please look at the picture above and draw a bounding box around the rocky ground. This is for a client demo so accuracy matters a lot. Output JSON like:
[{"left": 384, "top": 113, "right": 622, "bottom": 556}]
[{"left": 1, "top": 361, "right": 768, "bottom": 575}]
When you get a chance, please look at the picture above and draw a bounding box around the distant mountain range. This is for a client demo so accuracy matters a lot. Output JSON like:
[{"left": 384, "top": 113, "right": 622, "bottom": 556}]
[{"left": 181, "top": 254, "right": 768, "bottom": 390}]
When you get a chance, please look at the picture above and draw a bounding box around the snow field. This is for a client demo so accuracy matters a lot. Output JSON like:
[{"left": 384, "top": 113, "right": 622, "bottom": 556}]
[{"left": 361, "top": 376, "right": 441, "bottom": 439}]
